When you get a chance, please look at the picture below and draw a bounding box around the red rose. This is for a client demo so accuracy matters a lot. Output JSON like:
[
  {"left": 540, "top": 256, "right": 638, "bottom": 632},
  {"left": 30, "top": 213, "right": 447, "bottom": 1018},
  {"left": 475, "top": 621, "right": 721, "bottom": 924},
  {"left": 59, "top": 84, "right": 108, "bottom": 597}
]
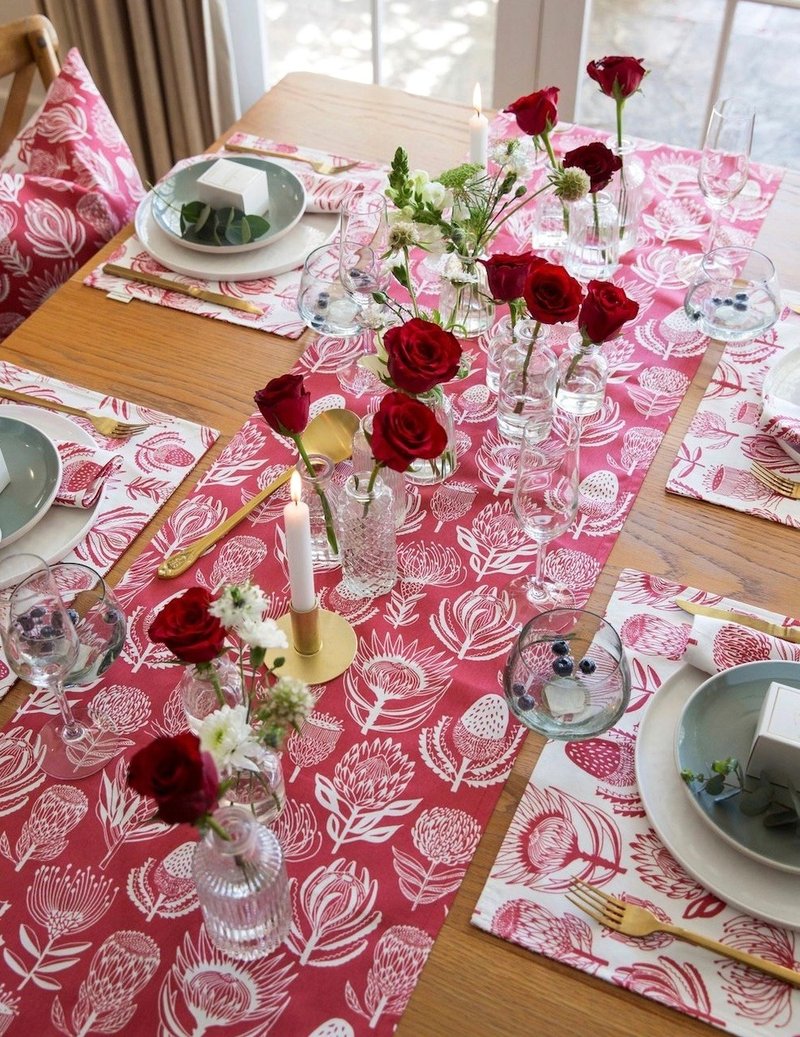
[
  {"left": 523, "top": 261, "right": 583, "bottom": 325},
  {"left": 254, "top": 373, "right": 310, "bottom": 435},
  {"left": 504, "top": 87, "right": 559, "bottom": 137},
  {"left": 579, "top": 279, "right": 640, "bottom": 343},
  {"left": 480, "top": 252, "right": 543, "bottom": 303},
  {"left": 563, "top": 142, "right": 622, "bottom": 194},
  {"left": 149, "top": 587, "right": 227, "bottom": 664},
  {"left": 127, "top": 732, "right": 219, "bottom": 825},
  {"left": 369, "top": 391, "right": 448, "bottom": 472},
  {"left": 384, "top": 318, "right": 462, "bottom": 394},
  {"left": 587, "top": 56, "right": 647, "bottom": 101}
]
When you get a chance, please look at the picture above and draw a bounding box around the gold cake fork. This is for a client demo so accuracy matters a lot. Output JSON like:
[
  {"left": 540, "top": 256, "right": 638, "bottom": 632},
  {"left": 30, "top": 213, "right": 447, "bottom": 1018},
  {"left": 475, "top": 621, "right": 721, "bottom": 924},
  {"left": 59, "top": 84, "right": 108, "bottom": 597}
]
[
  {"left": 750, "top": 460, "right": 800, "bottom": 499},
  {"left": 224, "top": 141, "right": 360, "bottom": 176},
  {"left": 0, "top": 387, "right": 150, "bottom": 439}
]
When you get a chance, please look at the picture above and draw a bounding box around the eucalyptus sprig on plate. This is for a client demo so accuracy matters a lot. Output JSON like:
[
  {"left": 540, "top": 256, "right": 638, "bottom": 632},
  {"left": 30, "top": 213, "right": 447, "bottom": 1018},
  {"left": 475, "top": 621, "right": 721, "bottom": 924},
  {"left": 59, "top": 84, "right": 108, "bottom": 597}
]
[
  {"left": 178, "top": 200, "right": 270, "bottom": 246},
  {"left": 681, "top": 756, "right": 800, "bottom": 831}
]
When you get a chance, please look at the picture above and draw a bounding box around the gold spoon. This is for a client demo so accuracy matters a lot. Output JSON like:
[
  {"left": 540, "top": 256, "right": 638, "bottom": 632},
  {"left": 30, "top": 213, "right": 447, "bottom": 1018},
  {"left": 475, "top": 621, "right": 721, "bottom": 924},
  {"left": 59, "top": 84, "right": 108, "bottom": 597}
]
[{"left": 157, "top": 408, "right": 360, "bottom": 579}]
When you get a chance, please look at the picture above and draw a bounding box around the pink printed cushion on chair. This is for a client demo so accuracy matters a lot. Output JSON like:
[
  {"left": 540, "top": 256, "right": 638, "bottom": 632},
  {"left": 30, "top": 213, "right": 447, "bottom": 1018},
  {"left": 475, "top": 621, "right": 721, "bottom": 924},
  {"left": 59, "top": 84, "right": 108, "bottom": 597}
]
[{"left": 0, "top": 48, "right": 144, "bottom": 341}]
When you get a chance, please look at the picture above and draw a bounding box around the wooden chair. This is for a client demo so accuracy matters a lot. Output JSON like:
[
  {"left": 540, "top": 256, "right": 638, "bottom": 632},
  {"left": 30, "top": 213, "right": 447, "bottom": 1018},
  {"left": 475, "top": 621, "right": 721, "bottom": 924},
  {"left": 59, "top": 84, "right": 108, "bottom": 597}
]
[{"left": 0, "top": 15, "right": 60, "bottom": 155}]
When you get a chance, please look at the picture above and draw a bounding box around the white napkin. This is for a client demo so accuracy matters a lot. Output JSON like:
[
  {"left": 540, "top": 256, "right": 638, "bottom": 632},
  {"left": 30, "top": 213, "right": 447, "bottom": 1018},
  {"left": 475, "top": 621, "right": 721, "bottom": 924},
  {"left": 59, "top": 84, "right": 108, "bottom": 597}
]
[
  {"left": 54, "top": 441, "right": 123, "bottom": 508},
  {"left": 759, "top": 391, "right": 800, "bottom": 451},
  {"left": 684, "top": 612, "right": 800, "bottom": 673}
]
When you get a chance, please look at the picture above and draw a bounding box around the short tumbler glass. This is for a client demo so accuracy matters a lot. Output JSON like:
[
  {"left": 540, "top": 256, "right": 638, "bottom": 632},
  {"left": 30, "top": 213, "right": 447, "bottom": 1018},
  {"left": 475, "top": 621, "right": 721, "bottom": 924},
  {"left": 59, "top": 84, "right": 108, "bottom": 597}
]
[
  {"left": 503, "top": 608, "right": 630, "bottom": 740},
  {"left": 297, "top": 243, "right": 362, "bottom": 336}
]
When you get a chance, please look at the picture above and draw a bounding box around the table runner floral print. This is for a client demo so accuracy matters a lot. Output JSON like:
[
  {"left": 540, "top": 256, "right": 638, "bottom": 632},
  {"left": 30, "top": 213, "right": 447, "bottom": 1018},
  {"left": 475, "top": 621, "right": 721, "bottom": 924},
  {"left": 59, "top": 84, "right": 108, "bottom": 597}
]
[{"left": 472, "top": 568, "right": 800, "bottom": 1037}]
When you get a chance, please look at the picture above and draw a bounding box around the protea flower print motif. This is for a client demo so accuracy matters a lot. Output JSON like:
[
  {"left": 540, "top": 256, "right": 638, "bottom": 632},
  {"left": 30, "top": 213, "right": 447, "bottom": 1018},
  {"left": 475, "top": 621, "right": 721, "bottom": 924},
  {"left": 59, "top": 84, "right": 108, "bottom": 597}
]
[
  {"left": 491, "top": 899, "right": 607, "bottom": 970},
  {"left": 315, "top": 738, "right": 420, "bottom": 852},
  {"left": 97, "top": 757, "right": 168, "bottom": 869},
  {"left": 286, "top": 712, "right": 344, "bottom": 782},
  {"left": 287, "top": 858, "right": 381, "bottom": 967},
  {"left": 392, "top": 807, "right": 481, "bottom": 909},
  {"left": 50, "top": 930, "right": 159, "bottom": 1035},
  {"left": 4, "top": 864, "right": 115, "bottom": 993},
  {"left": 272, "top": 800, "right": 323, "bottom": 861},
  {"left": 619, "top": 614, "right": 690, "bottom": 660},
  {"left": 344, "top": 925, "right": 433, "bottom": 1028},
  {"left": 0, "top": 728, "right": 45, "bottom": 817},
  {"left": 711, "top": 623, "right": 775, "bottom": 670},
  {"left": 612, "top": 426, "right": 663, "bottom": 475},
  {"left": 157, "top": 928, "right": 294, "bottom": 1036},
  {"left": 613, "top": 957, "right": 719, "bottom": 1025},
  {"left": 430, "top": 587, "right": 520, "bottom": 661},
  {"left": 0, "top": 785, "right": 88, "bottom": 871},
  {"left": 629, "top": 830, "right": 725, "bottom": 920},
  {"left": 719, "top": 915, "right": 798, "bottom": 1025},
  {"left": 127, "top": 842, "right": 197, "bottom": 921}
]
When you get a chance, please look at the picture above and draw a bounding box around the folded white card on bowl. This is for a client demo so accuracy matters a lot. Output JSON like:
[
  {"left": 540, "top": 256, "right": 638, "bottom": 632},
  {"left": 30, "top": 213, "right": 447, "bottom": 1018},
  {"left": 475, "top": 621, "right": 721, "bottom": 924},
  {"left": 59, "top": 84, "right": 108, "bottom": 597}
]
[{"left": 195, "top": 158, "right": 270, "bottom": 214}]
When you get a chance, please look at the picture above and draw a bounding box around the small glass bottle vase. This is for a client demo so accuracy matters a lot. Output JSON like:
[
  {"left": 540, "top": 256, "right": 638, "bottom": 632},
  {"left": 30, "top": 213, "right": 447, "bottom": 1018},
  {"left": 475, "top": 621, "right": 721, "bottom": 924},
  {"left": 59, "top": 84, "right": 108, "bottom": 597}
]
[
  {"left": 481, "top": 314, "right": 523, "bottom": 394},
  {"left": 178, "top": 656, "right": 243, "bottom": 725},
  {"left": 564, "top": 191, "right": 620, "bottom": 281},
  {"left": 193, "top": 805, "right": 291, "bottom": 961},
  {"left": 338, "top": 471, "right": 397, "bottom": 598},
  {"left": 224, "top": 749, "right": 287, "bottom": 826},
  {"left": 608, "top": 138, "right": 646, "bottom": 255},
  {"left": 438, "top": 255, "right": 495, "bottom": 337},
  {"left": 405, "top": 390, "right": 458, "bottom": 485},
  {"left": 531, "top": 190, "right": 570, "bottom": 253},
  {"left": 351, "top": 413, "right": 407, "bottom": 527},
  {"left": 296, "top": 452, "right": 340, "bottom": 565},
  {"left": 497, "top": 321, "right": 557, "bottom": 441},
  {"left": 556, "top": 334, "right": 610, "bottom": 417}
]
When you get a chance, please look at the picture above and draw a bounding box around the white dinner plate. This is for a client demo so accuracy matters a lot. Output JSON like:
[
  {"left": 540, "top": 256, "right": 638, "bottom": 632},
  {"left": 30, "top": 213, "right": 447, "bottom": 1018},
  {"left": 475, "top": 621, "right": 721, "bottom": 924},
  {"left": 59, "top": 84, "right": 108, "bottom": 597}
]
[
  {"left": 0, "top": 406, "right": 103, "bottom": 589},
  {"left": 135, "top": 193, "right": 337, "bottom": 281},
  {"left": 635, "top": 663, "right": 800, "bottom": 930},
  {"left": 151, "top": 156, "right": 306, "bottom": 254},
  {"left": 0, "top": 416, "right": 61, "bottom": 548}
]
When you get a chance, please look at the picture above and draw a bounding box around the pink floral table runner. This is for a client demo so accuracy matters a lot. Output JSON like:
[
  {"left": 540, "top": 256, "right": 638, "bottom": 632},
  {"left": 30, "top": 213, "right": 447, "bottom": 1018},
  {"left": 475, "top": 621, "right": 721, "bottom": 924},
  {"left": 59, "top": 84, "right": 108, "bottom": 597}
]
[
  {"left": 472, "top": 567, "right": 800, "bottom": 1037},
  {"left": 0, "top": 361, "right": 217, "bottom": 699},
  {"left": 665, "top": 291, "right": 800, "bottom": 524}
]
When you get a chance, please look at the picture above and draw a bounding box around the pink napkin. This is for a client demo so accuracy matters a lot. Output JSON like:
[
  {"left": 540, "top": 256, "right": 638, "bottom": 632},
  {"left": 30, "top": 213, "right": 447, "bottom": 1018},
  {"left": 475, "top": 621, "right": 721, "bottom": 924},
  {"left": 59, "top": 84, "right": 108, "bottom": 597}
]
[
  {"left": 683, "top": 612, "right": 800, "bottom": 672},
  {"left": 759, "top": 391, "right": 800, "bottom": 451},
  {"left": 222, "top": 133, "right": 388, "bottom": 213},
  {"left": 54, "top": 441, "right": 123, "bottom": 508}
]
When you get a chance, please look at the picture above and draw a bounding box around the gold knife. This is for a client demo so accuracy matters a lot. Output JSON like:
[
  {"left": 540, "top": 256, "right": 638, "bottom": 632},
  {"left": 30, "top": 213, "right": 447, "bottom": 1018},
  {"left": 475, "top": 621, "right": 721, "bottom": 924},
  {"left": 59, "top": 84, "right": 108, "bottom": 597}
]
[
  {"left": 103, "top": 263, "right": 264, "bottom": 316},
  {"left": 674, "top": 597, "right": 800, "bottom": 644}
]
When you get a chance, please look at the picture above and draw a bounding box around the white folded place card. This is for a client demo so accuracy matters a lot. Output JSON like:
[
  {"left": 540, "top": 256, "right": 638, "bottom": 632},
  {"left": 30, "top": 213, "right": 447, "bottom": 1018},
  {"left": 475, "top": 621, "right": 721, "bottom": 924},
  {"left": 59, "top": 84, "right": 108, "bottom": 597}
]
[
  {"left": 0, "top": 447, "right": 9, "bottom": 494},
  {"left": 195, "top": 158, "right": 270, "bottom": 214},
  {"left": 746, "top": 680, "right": 800, "bottom": 784}
]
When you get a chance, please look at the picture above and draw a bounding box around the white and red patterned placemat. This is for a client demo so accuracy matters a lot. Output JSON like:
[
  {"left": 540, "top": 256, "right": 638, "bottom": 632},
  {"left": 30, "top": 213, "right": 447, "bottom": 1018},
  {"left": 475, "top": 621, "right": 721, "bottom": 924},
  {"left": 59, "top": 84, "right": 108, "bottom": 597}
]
[
  {"left": 666, "top": 293, "right": 800, "bottom": 524},
  {"left": 472, "top": 567, "right": 800, "bottom": 1037},
  {"left": 0, "top": 361, "right": 217, "bottom": 698},
  {"left": 84, "top": 139, "right": 388, "bottom": 339}
]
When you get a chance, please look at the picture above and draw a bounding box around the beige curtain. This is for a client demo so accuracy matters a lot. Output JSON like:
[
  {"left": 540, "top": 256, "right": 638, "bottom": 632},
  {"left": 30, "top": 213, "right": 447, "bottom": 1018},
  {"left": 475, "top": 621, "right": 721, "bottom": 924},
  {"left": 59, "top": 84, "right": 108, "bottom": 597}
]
[{"left": 39, "top": 0, "right": 240, "bottom": 182}]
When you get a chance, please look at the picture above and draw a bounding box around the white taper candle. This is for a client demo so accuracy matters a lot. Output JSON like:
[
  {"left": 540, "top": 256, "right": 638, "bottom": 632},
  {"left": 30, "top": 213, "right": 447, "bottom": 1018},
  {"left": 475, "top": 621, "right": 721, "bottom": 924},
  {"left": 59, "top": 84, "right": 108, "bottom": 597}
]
[{"left": 283, "top": 470, "right": 316, "bottom": 612}]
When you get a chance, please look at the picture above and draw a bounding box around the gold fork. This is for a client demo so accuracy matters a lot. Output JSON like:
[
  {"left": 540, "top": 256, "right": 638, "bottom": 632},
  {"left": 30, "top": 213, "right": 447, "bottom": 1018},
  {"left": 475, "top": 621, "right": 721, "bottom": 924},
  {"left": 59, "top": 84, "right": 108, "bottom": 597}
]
[
  {"left": 0, "top": 388, "right": 150, "bottom": 439},
  {"left": 750, "top": 460, "right": 800, "bottom": 499},
  {"left": 568, "top": 878, "right": 800, "bottom": 986},
  {"left": 224, "top": 141, "right": 360, "bottom": 176}
]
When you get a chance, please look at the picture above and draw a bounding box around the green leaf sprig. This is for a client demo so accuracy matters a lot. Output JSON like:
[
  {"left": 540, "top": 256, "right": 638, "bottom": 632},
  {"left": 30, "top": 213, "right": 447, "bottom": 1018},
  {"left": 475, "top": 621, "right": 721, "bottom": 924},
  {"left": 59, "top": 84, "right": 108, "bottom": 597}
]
[
  {"left": 179, "top": 201, "right": 270, "bottom": 246},
  {"left": 681, "top": 757, "right": 800, "bottom": 831}
]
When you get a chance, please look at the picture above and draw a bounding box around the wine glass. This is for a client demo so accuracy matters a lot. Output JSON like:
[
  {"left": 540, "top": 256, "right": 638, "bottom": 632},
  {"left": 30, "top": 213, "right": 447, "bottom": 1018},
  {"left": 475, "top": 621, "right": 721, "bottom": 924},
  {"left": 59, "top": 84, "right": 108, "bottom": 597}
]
[
  {"left": 48, "top": 562, "right": 127, "bottom": 686},
  {"left": 676, "top": 97, "right": 755, "bottom": 283},
  {"left": 508, "top": 418, "right": 580, "bottom": 614},
  {"left": 0, "top": 554, "right": 124, "bottom": 779},
  {"left": 338, "top": 192, "right": 391, "bottom": 313}
]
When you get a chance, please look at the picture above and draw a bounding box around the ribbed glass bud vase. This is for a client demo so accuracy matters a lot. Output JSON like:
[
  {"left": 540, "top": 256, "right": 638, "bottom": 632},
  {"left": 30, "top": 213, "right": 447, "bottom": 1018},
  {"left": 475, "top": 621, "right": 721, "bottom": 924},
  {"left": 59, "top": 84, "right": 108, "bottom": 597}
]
[
  {"left": 609, "top": 138, "right": 646, "bottom": 255},
  {"left": 338, "top": 471, "right": 397, "bottom": 598},
  {"left": 178, "top": 656, "right": 242, "bottom": 725},
  {"left": 193, "top": 805, "right": 291, "bottom": 961},
  {"left": 351, "top": 413, "right": 407, "bottom": 527}
]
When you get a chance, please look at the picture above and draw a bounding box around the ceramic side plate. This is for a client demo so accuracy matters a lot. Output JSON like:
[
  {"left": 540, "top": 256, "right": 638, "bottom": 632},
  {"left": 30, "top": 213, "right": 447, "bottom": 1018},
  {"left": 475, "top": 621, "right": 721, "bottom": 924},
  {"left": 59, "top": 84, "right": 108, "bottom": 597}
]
[
  {"left": 675, "top": 659, "right": 800, "bottom": 874},
  {"left": 0, "top": 416, "right": 61, "bottom": 548}
]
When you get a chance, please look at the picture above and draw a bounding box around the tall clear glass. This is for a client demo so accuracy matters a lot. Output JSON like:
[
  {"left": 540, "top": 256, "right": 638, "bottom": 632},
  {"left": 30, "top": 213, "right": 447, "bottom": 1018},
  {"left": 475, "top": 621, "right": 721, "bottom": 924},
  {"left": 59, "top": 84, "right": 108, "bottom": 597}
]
[
  {"left": 508, "top": 419, "right": 580, "bottom": 614},
  {"left": 296, "top": 452, "right": 341, "bottom": 564},
  {"left": 338, "top": 193, "right": 390, "bottom": 312}
]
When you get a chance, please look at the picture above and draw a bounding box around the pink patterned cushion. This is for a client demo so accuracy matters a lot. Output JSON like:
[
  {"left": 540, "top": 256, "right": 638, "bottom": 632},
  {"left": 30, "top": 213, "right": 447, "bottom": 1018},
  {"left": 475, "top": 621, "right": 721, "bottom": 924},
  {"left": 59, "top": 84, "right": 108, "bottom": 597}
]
[{"left": 0, "top": 48, "right": 144, "bottom": 340}]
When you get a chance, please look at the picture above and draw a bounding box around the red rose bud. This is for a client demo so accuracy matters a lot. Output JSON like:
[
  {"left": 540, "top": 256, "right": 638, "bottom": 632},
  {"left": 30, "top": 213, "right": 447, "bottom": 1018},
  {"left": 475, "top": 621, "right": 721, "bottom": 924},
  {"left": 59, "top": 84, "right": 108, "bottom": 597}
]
[
  {"left": 127, "top": 732, "right": 219, "bottom": 825},
  {"left": 254, "top": 373, "right": 310, "bottom": 436},
  {"left": 587, "top": 56, "right": 647, "bottom": 101},
  {"left": 523, "top": 261, "right": 583, "bottom": 325},
  {"left": 580, "top": 279, "right": 639, "bottom": 343},
  {"left": 563, "top": 142, "right": 622, "bottom": 194},
  {"left": 148, "top": 586, "right": 227, "bottom": 664},
  {"left": 480, "top": 252, "right": 544, "bottom": 303},
  {"left": 504, "top": 87, "right": 559, "bottom": 137},
  {"left": 384, "top": 318, "right": 462, "bottom": 394},
  {"left": 370, "top": 391, "right": 448, "bottom": 472}
]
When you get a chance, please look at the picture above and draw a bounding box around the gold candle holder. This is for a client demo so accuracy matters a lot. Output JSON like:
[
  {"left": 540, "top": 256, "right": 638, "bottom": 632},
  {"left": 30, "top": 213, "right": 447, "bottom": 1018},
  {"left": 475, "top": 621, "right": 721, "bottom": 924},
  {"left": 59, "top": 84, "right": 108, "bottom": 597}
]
[{"left": 265, "top": 599, "right": 357, "bottom": 684}]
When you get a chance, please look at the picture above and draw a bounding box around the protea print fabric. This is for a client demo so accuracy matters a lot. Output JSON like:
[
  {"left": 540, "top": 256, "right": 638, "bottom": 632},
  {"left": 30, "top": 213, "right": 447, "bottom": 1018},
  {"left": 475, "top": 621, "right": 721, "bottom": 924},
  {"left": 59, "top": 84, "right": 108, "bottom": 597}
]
[
  {"left": 0, "top": 360, "right": 217, "bottom": 699},
  {"left": 666, "top": 296, "right": 800, "bottom": 524}
]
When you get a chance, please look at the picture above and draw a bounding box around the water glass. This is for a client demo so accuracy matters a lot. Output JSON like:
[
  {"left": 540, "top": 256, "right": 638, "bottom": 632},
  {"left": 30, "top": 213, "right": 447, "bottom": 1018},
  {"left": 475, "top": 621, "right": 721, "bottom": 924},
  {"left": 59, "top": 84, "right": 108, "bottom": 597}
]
[
  {"left": 297, "top": 243, "right": 362, "bottom": 336},
  {"left": 503, "top": 608, "right": 630, "bottom": 740},
  {"left": 684, "top": 247, "right": 780, "bottom": 343},
  {"left": 338, "top": 192, "right": 390, "bottom": 309}
]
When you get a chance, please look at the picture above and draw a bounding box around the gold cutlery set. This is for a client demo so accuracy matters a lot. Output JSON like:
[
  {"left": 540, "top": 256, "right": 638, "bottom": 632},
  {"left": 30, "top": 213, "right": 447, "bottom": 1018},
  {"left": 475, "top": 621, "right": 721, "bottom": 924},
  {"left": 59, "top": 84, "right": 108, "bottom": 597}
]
[{"left": 0, "top": 387, "right": 150, "bottom": 440}]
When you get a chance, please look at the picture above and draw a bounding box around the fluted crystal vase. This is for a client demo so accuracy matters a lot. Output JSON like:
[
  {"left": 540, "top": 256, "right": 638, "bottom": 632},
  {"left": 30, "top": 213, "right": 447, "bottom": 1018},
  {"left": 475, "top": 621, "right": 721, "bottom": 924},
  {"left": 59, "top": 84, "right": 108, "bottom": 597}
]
[
  {"left": 178, "top": 656, "right": 242, "bottom": 725},
  {"left": 338, "top": 471, "right": 397, "bottom": 598},
  {"left": 224, "top": 750, "right": 287, "bottom": 826},
  {"left": 193, "top": 805, "right": 291, "bottom": 961}
]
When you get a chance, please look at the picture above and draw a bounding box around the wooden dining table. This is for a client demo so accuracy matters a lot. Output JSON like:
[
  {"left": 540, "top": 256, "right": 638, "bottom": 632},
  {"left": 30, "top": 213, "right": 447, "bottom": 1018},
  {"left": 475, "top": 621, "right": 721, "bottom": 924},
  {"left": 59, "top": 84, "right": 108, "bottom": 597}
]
[{"left": 2, "top": 71, "right": 800, "bottom": 1036}]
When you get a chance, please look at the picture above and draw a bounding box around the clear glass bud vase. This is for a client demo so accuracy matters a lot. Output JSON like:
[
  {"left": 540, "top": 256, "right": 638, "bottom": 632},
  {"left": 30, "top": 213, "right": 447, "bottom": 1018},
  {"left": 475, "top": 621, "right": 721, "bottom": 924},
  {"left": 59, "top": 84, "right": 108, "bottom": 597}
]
[
  {"left": 224, "top": 749, "right": 287, "bottom": 826},
  {"left": 178, "top": 656, "right": 242, "bottom": 725},
  {"left": 438, "top": 254, "right": 494, "bottom": 337},
  {"left": 481, "top": 314, "right": 519, "bottom": 394},
  {"left": 351, "top": 413, "right": 407, "bottom": 527},
  {"left": 564, "top": 191, "right": 620, "bottom": 281},
  {"left": 496, "top": 320, "right": 557, "bottom": 440},
  {"left": 609, "top": 138, "right": 646, "bottom": 255},
  {"left": 405, "top": 390, "right": 458, "bottom": 485},
  {"left": 296, "top": 452, "right": 340, "bottom": 565},
  {"left": 531, "top": 190, "right": 570, "bottom": 252},
  {"left": 338, "top": 471, "right": 397, "bottom": 598},
  {"left": 556, "top": 333, "right": 610, "bottom": 416},
  {"left": 193, "top": 805, "right": 291, "bottom": 961}
]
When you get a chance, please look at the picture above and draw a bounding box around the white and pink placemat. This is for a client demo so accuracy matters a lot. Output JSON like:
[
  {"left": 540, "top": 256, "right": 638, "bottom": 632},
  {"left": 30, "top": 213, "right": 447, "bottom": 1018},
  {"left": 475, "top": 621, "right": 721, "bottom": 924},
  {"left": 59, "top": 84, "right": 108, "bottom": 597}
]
[
  {"left": 666, "top": 293, "right": 800, "bottom": 524},
  {"left": 473, "top": 567, "right": 800, "bottom": 1037},
  {"left": 0, "top": 361, "right": 217, "bottom": 697}
]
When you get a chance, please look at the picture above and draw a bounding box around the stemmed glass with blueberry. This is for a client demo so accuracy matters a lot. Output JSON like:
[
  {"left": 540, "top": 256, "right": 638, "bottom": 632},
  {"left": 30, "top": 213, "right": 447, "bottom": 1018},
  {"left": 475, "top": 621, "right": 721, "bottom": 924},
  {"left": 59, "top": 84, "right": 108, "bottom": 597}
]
[
  {"left": 503, "top": 607, "right": 630, "bottom": 740},
  {"left": 0, "top": 554, "right": 126, "bottom": 779}
]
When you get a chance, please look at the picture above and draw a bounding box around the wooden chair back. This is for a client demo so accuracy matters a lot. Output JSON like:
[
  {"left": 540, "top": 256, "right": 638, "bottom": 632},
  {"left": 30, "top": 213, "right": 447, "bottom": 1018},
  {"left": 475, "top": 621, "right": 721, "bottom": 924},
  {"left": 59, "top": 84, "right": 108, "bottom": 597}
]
[{"left": 0, "top": 15, "right": 60, "bottom": 155}]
